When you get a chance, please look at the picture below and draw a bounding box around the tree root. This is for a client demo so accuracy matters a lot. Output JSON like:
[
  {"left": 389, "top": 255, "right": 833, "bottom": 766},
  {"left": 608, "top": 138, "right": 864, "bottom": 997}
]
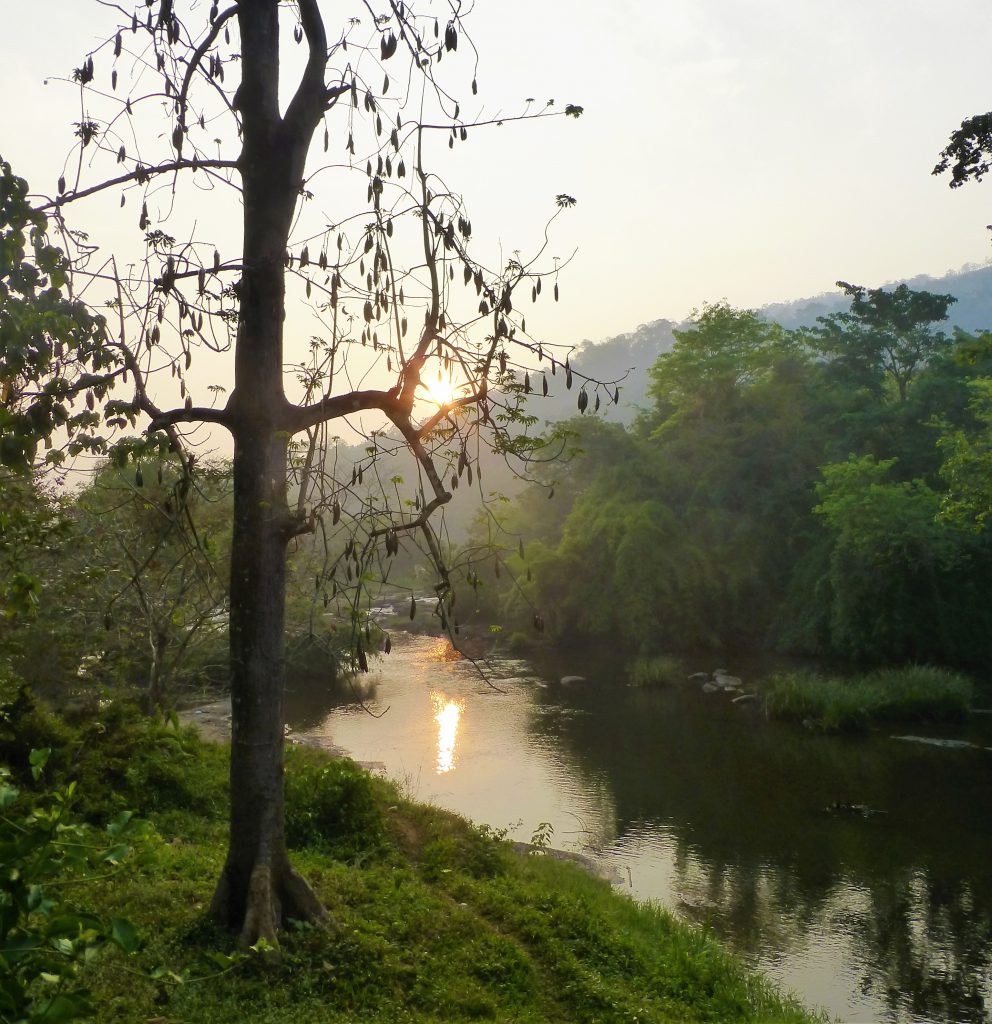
[{"left": 209, "top": 855, "right": 329, "bottom": 944}]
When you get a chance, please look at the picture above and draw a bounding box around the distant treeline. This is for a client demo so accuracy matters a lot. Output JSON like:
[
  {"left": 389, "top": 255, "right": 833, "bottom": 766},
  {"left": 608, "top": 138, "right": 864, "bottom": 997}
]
[{"left": 462, "top": 283, "right": 992, "bottom": 670}]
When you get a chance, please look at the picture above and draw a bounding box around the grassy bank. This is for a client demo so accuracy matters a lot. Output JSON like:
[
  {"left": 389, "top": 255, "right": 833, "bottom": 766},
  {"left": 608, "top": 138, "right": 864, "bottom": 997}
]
[
  {"left": 763, "top": 665, "right": 973, "bottom": 732},
  {"left": 2, "top": 694, "right": 820, "bottom": 1024}
]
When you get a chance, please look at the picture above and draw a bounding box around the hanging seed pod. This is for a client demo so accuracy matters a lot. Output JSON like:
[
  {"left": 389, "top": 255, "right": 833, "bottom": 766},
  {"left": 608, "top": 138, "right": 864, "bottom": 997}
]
[
  {"left": 494, "top": 559, "right": 501, "bottom": 580},
  {"left": 577, "top": 389, "right": 588, "bottom": 413},
  {"left": 542, "top": 375, "right": 548, "bottom": 396},
  {"left": 554, "top": 282, "right": 559, "bottom": 301},
  {"left": 595, "top": 393, "right": 601, "bottom": 412},
  {"left": 565, "top": 363, "right": 573, "bottom": 389},
  {"left": 410, "top": 595, "right": 417, "bottom": 620},
  {"left": 384, "top": 635, "right": 392, "bottom": 655},
  {"left": 357, "top": 642, "right": 368, "bottom": 672},
  {"left": 135, "top": 465, "right": 143, "bottom": 487}
]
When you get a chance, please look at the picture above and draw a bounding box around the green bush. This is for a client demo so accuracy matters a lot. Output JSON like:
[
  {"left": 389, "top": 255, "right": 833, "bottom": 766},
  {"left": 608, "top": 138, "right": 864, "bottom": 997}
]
[
  {"left": 764, "top": 665, "right": 973, "bottom": 732},
  {"left": 0, "top": 756, "right": 142, "bottom": 1023},
  {"left": 284, "top": 750, "right": 384, "bottom": 860}
]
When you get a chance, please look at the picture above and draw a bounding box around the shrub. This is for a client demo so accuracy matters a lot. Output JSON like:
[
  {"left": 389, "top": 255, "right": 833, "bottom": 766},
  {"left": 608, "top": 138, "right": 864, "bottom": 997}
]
[
  {"left": 284, "top": 750, "right": 384, "bottom": 860},
  {"left": 0, "top": 755, "right": 142, "bottom": 1023},
  {"left": 764, "top": 665, "right": 973, "bottom": 732}
]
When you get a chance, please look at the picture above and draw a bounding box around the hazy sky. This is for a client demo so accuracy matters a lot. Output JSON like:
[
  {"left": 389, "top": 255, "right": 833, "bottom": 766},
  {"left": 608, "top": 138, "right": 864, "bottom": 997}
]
[{"left": 3, "top": 0, "right": 991, "bottom": 354}]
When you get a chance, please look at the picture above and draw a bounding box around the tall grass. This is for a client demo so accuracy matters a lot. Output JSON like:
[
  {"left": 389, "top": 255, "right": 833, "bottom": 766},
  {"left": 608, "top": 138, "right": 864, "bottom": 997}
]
[
  {"left": 628, "top": 654, "right": 685, "bottom": 688},
  {"left": 764, "top": 665, "right": 973, "bottom": 732}
]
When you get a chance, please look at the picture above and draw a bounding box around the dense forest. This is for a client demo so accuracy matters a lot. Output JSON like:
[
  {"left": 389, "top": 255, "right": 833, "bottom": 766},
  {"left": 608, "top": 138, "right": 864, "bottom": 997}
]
[{"left": 462, "top": 282, "right": 992, "bottom": 671}]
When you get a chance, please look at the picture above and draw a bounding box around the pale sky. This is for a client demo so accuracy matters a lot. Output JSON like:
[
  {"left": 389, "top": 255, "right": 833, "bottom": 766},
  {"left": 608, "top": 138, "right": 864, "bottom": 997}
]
[{"left": 2, "top": 0, "right": 990, "bottom": 354}]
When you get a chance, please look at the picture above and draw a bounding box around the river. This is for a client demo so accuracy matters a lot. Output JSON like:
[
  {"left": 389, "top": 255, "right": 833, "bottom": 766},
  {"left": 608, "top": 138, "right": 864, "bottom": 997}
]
[{"left": 284, "top": 631, "right": 992, "bottom": 1024}]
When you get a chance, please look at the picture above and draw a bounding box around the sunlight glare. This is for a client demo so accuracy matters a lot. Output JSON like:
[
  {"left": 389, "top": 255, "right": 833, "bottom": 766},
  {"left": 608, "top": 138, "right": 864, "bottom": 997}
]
[
  {"left": 420, "top": 370, "right": 458, "bottom": 408},
  {"left": 431, "top": 690, "right": 464, "bottom": 774}
]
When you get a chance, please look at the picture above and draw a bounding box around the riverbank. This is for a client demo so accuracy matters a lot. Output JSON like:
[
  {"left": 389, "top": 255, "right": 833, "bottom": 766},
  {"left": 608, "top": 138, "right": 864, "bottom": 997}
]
[{"left": 4, "top": 696, "right": 821, "bottom": 1023}]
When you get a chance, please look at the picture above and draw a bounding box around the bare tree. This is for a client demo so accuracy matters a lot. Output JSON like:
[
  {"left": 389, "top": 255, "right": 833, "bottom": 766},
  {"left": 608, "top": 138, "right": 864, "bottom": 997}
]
[{"left": 22, "top": 0, "right": 604, "bottom": 940}]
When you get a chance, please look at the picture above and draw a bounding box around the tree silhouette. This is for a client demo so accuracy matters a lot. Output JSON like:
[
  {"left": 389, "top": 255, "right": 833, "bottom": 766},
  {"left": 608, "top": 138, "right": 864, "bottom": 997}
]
[{"left": 15, "top": 0, "right": 597, "bottom": 940}]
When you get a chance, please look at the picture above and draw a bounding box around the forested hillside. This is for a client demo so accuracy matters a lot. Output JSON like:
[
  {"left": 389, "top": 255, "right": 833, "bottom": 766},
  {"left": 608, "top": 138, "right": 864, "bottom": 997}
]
[{"left": 463, "top": 283, "right": 992, "bottom": 670}]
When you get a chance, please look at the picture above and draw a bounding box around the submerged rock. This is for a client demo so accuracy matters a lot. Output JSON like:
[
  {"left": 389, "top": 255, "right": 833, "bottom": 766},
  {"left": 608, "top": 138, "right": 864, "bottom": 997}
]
[
  {"left": 713, "top": 670, "right": 743, "bottom": 689},
  {"left": 824, "top": 801, "right": 887, "bottom": 817},
  {"left": 891, "top": 735, "right": 992, "bottom": 752}
]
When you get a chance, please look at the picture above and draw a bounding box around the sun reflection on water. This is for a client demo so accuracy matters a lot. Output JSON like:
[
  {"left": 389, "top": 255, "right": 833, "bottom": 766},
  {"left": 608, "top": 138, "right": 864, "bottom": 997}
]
[{"left": 431, "top": 691, "right": 464, "bottom": 774}]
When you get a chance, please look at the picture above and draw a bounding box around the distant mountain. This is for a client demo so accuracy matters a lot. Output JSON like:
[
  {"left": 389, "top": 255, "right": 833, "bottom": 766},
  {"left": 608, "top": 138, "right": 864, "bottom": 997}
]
[
  {"left": 545, "top": 263, "right": 992, "bottom": 426},
  {"left": 761, "top": 263, "right": 992, "bottom": 332},
  {"left": 529, "top": 318, "right": 679, "bottom": 426}
]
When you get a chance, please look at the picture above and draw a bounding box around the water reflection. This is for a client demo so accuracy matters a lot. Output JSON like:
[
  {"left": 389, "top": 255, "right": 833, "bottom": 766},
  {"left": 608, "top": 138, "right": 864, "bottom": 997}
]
[
  {"left": 286, "top": 634, "right": 992, "bottom": 1024},
  {"left": 431, "top": 692, "right": 463, "bottom": 773}
]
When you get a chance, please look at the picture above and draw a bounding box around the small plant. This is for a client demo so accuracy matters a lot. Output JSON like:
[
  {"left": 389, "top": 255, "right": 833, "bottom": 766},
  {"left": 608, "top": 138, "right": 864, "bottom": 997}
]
[
  {"left": 529, "top": 821, "right": 555, "bottom": 853},
  {"left": 0, "top": 751, "right": 143, "bottom": 1023}
]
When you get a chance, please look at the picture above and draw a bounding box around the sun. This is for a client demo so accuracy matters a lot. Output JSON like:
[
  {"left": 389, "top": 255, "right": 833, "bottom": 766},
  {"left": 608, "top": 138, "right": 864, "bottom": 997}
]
[{"left": 420, "top": 371, "right": 458, "bottom": 408}]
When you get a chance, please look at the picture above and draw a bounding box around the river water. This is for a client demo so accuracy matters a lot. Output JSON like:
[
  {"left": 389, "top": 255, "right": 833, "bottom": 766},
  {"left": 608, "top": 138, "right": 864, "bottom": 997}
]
[{"left": 284, "top": 632, "right": 992, "bottom": 1024}]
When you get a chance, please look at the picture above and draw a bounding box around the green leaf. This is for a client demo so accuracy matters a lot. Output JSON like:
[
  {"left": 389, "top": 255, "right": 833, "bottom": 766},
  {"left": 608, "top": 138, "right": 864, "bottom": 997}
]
[
  {"left": 110, "top": 917, "right": 140, "bottom": 954},
  {"left": 28, "top": 748, "right": 51, "bottom": 782}
]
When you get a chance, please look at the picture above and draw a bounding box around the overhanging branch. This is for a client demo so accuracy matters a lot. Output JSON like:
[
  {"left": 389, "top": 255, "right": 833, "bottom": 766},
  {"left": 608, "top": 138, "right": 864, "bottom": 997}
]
[{"left": 36, "top": 158, "right": 240, "bottom": 212}]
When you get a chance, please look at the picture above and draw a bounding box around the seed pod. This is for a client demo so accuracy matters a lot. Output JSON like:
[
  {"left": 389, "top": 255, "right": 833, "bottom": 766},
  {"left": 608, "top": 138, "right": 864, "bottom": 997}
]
[{"left": 410, "top": 595, "right": 417, "bottom": 620}]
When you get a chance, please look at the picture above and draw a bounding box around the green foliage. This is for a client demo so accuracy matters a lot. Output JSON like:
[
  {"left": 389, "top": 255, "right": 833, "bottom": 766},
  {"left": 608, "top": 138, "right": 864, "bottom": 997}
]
[
  {"left": 811, "top": 455, "right": 992, "bottom": 664},
  {"left": 0, "top": 689, "right": 227, "bottom": 823},
  {"left": 0, "top": 758, "right": 142, "bottom": 1024},
  {"left": 283, "top": 749, "right": 384, "bottom": 860},
  {"left": 764, "top": 665, "right": 973, "bottom": 732},
  {"left": 812, "top": 282, "right": 955, "bottom": 403},
  {"left": 646, "top": 303, "right": 792, "bottom": 420},
  {"left": 477, "top": 286, "right": 992, "bottom": 671},
  {"left": 0, "top": 158, "right": 112, "bottom": 471},
  {"left": 628, "top": 654, "right": 685, "bottom": 688},
  {"left": 939, "top": 376, "right": 992, "bottom": 529}
]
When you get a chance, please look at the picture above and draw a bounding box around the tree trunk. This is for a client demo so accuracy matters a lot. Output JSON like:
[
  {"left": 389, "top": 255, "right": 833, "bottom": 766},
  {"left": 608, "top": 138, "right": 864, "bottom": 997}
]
[
  {"left": 209, "top": 422, "right": 325, "bottom": 940},
  {"left": 208, "top": 0, "right": 327, "bottom": 941}
]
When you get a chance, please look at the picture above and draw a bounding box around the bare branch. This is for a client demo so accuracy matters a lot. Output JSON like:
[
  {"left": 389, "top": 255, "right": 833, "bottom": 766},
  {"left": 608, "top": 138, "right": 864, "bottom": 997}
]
[
  {"left": 36, "top": 159, "right": 240, "bottom": 212},
  {"left": 288, "top": 388, "right": 402, "bottom": 435},
  {"left": 177, "top": 5, "right": 240, "bottom": 135}
]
